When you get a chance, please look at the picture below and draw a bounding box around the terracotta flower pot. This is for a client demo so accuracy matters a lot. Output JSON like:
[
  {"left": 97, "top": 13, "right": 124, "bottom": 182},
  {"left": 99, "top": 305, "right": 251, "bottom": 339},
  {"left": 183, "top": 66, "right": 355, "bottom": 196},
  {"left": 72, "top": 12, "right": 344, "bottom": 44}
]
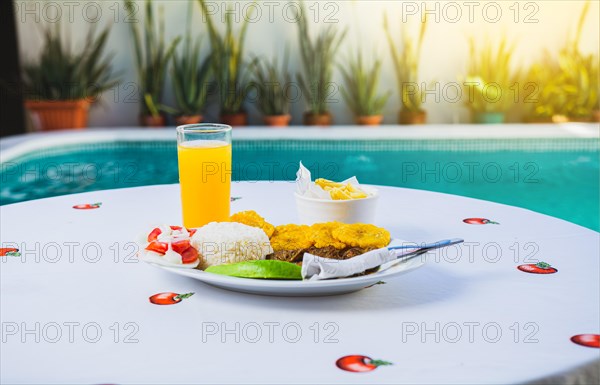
[
  {"left": 473, "top": 112, "right": 505, "bottom": 124},
  {"left": 399, "top": 110, "right": 426, "bottom": 125},
  {"left": 356, "top": 115, "right": 383, "bottom": 126},
  {"left": 175, "top": 115, "right": 203, "bottom": 126},
  {"left": 25, "top": 99, "right": 90, "bottom": 131},
  {"left": 303, "top": 112, "right": 332, "bottom": 126},
  {"left": 592, "top": 110, "right": 600, "bottom": 123},
  {"left": 140, "top": 114, "right": 166, "bottom": 127},
  {"left": 263, "top": 114, "right": 291, "bottom": 127},
  {"left": 220, "top": 113, "right": 247, "bottom": 127}
]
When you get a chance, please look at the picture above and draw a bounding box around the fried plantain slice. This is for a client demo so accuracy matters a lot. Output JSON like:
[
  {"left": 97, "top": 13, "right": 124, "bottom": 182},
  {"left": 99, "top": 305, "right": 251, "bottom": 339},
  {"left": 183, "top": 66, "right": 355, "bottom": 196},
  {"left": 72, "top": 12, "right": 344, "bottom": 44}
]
[
  {"left": 331, "top": 223, "right": 391, "bottom": 249},
  {"left": 270, "top": 224, "right": 313, "bottom": 251},
  {"left": 309, "top": 222, "right": 346, "bottom": 249},
  {"left": 230, "top": 210, "right": 275, "bottom": 238}
]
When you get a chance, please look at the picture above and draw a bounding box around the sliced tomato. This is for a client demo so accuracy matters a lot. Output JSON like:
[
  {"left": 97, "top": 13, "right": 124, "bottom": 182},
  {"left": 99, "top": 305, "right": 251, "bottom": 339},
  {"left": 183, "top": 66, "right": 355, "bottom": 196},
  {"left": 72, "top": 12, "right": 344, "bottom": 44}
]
[
  {"left": 170, "top": 225, "right": 183, "bottom": 231},
  {"left": 145, "top": 241, "right": 168, "bottom": 255},
  {"left": 188, "top": 228, "right": 197, "bottom": 237},
  {"left": 147, "top": 228, "right": 162, "bottom": 242},
  {"left": 180, "top": 246, "right": 199, "bottom": 264},
  {"left": 171, "top": 239, "right": 191, "bottom": 254}
]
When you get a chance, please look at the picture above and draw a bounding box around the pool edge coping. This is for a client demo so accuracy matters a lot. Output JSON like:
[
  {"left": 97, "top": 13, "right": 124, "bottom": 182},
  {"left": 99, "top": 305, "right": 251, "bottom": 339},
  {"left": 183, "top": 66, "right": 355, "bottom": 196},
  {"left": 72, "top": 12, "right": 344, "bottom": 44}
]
[{"left": 1, "top": 124, "right": 599, "bottom": 163}]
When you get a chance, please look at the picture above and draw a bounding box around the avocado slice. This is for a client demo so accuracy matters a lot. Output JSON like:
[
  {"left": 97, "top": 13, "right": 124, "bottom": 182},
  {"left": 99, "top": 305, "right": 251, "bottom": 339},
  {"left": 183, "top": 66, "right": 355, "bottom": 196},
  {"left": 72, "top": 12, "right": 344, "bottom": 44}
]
[{"left": 205, "top": 260, "right": 302, "bottom": 280}]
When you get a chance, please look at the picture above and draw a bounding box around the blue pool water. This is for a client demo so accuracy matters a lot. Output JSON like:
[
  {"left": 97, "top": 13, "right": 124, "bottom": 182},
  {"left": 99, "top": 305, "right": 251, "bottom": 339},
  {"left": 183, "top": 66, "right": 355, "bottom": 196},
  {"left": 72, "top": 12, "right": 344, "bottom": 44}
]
[{"left": 1, "top": 139, "right": 598, "bottom": 231}]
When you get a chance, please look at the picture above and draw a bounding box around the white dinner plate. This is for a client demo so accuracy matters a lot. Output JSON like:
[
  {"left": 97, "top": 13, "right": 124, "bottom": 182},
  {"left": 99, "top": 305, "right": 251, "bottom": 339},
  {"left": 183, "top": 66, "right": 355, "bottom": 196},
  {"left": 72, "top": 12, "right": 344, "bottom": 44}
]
[{"left": 147, "top": 239, "right": 427, "bottom": 296}]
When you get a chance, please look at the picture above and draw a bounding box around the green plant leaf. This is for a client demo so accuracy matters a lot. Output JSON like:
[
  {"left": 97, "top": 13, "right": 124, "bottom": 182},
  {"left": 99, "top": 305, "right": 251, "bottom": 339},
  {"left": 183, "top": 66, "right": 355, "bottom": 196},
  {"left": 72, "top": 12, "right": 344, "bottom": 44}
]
[
  {"left": 197, "top": 0, "right": 254, "bottom": 115},
  {"left": 250, "top": 53, "right": 292, "bottom": 116},
  {"left": 295, "top": 1, "right": 346, "bottom": 114},
  {"left": 384, "top": 12, "right": 426, "bottom": 112},
  {"left": 339, "top": 49, "right": 389, "bottom": 116},
  {"left": 22, "top": 18, "right": 120, "bottom": 101}
]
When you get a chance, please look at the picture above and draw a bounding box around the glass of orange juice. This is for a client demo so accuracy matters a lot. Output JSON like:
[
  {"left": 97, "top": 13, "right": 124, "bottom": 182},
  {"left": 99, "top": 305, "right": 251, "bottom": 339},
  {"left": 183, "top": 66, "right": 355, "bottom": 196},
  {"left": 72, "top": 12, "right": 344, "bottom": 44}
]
[{"left": 176, "top": 124, "right": 232, "bottom": 228}]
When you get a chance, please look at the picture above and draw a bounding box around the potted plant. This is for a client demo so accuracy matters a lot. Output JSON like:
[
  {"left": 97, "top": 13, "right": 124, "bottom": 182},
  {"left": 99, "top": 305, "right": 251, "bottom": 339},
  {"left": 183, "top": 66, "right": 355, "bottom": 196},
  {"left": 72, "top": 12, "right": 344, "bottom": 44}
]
[
  {"left": 22, "top": 24, "right": 119, "bottom": 131},
  {"left": 463, "top": 37, "right": 518, "bottom": 124},
  {"left": 555, "top": 2, "right": 598, "bottom": 122},
  {"left": 591, "top": 55, "right": 600, "bottom": 122},
  {"left": 521, "top": 58, "right": 563, "bottom": 123},
  {"left": 524, "top": 52, "right": 598, "bottom": 123},
  {"left": 124, "top": 0, "right": 180, "bottom": 127},
  {"left": 198, "top": 0, "right": 253, "bottom": 127},
  {"left": 384, "top": 14, "right": 427, "bottom": 124},
  {"left": 339, "top": 50, "right": 390, "bottom": 126},
  {"left": 591, "top": 55, "right": 600, "bottom": 123},
  {"left": 295, "top": 2, "right": 346, "bottom": 126},
  {"left": 250, "top": 54, "right": 292, "bottom": 127},
  {"left": 170, "top": 2, "right": 212, "bottom": 126},
  {"left": 522, "top": 3, "right": 598, "bottom": 123},
  {"left": 557, "top": 52, "right": 599, "bottom": 122}
]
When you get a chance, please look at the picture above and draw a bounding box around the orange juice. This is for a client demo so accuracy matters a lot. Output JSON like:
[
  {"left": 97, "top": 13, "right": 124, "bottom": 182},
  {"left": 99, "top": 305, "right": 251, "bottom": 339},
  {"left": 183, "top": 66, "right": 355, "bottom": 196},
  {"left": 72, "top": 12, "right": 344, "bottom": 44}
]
[{"left": 177, "top": 140, "right": 232, "bottom": 228}]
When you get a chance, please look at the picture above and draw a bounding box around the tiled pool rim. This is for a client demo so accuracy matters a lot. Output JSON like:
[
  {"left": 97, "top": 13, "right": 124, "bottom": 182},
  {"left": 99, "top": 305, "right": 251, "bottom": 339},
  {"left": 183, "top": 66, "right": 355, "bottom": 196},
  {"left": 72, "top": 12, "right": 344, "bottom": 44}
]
[{"left": 1, "top": 124, "right": 599, "bottom": 162}]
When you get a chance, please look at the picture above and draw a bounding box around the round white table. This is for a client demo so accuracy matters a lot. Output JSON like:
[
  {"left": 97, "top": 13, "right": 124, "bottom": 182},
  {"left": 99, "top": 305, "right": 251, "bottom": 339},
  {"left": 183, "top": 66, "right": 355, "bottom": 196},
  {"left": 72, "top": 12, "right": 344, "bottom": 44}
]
[{"left": 1, "top": 182, "right": 599, "bottom": 384}]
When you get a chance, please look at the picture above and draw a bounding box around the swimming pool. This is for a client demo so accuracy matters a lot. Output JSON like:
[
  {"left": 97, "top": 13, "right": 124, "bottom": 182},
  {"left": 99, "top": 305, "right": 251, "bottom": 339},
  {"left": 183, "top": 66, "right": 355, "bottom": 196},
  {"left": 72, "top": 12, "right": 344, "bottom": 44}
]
[{"left": 1, "top": 129, "right": 598, "bottom": 231}]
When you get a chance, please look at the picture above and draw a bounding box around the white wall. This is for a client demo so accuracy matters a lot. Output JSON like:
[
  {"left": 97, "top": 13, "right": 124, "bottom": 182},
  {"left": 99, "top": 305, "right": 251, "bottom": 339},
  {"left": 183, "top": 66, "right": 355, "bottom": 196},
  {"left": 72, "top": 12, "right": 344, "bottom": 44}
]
[{"left": 14, "top": 0, "right": 600, "bottom": 126}]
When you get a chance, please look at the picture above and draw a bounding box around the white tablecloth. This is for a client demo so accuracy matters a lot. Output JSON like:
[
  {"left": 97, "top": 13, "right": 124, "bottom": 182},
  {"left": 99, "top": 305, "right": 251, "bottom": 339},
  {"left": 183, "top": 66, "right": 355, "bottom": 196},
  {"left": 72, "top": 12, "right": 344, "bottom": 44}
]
[{"left": 1, "top": 182, "right": 599, "bottom": 384}]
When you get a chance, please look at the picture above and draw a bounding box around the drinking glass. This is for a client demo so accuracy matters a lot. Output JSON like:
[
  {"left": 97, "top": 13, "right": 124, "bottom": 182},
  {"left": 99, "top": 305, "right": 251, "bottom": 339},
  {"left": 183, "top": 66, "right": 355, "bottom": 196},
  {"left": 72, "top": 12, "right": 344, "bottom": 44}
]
[{"left": 176, "top": 124, "right": 232, "bottom": 228}]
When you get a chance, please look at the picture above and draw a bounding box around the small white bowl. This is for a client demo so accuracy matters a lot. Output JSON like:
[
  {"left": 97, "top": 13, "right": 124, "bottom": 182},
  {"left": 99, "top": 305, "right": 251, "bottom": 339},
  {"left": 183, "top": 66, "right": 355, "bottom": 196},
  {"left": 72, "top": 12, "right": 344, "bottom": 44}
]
[{"left": 295, "top": 187, "right": 379, "bottom": 224}]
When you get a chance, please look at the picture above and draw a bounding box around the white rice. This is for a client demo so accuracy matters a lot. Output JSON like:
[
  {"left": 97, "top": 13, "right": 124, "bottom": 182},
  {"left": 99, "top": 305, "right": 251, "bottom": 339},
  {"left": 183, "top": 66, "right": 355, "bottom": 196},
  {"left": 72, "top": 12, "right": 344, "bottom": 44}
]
[{"left": 191, "top": 222, "right": 273, "bottom": 269}]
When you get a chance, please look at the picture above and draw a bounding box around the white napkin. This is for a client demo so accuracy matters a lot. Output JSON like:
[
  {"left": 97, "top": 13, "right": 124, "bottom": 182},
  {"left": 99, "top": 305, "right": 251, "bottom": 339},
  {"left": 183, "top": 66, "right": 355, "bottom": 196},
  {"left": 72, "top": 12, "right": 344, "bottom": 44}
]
[
  {"left": 301, "top": 247, "right": 421, "bottom": 280},
  {"left": 295, "top": 162, "right": 330, "bottom": 199},
  {"left": 295, "top": 161, "right": 368, "bottom": 199}
]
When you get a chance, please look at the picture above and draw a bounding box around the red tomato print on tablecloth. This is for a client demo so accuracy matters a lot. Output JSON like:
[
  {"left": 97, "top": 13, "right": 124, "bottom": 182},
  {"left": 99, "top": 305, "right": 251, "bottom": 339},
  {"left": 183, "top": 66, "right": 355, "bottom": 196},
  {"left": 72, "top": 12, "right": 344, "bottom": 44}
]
[
  {"left": 0, "top": 248, "right": 20, "bottom": 257},
  {"left": 73, "top": 202, "right": 102, "bottom": 210},
  {"left": 463, "top": 218, "right": 499, "bottom": 225},
  {"left": 517, "top": 262, "right": 558, "bottom": 274},
  {"left": 335, "top": 355, "right": 392, "bottom": 372},
  {"left": 571, "top": 334, "right": 600, "bottom": 348},
  {"left": 149, "top": 292, "right": 194, "bottom": 305}
]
